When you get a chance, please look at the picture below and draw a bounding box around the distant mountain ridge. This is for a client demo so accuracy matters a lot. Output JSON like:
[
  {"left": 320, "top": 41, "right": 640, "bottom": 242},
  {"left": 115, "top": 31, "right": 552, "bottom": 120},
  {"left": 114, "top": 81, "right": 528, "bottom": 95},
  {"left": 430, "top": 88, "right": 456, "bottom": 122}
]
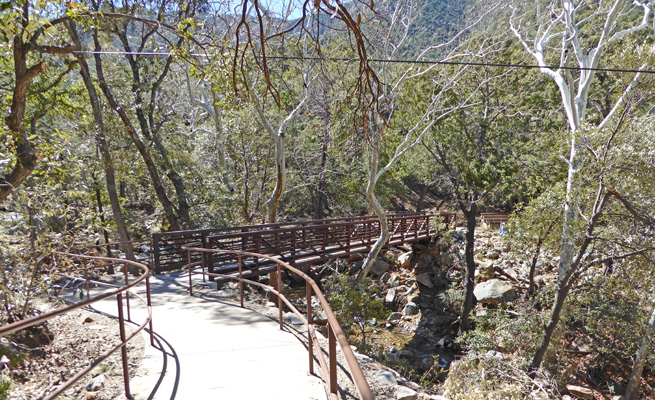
[{"left": 400, "top": 0, "right": 468, "bottom": 58}]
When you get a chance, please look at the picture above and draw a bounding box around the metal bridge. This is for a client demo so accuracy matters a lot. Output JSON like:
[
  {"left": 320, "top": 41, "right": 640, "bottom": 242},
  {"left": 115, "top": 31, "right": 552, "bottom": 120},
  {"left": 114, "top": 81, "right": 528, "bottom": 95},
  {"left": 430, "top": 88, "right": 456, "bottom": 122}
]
[{"left": 152, "top": 212, "right": 456, "bottom": 280}]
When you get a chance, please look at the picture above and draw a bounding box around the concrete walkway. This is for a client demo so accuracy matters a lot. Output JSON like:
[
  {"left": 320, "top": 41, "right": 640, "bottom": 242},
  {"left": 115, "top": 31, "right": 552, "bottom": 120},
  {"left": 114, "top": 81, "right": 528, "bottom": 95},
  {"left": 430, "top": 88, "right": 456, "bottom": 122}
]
[{"left": 88, "top": 272, "right": 327, "bottom": 400}]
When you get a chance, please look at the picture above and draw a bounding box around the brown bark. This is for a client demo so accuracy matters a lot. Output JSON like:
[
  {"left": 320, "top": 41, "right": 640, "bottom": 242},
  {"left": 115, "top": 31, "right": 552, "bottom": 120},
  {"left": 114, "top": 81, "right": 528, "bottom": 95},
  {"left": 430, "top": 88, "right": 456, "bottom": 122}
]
[
  {"left": 459, "top": 202, "right": 477, "bottom": 332},
  {"left": 0, "top": 38, "right": 45, "bottom": 203},
  {"left": 90, "top": 30, "right": 181, "bottom": 231},
  {"left": 68, "top": 22, "right": 136, "bottom": 262},
  {"left": 115, "top": 26, "right": 191, "bottom": 227}
]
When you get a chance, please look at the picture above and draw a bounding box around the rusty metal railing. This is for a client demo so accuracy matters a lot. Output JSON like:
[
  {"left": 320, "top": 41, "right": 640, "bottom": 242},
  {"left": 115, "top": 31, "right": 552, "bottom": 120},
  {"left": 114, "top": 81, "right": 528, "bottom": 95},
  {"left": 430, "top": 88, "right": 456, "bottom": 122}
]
[
  {"left": 0, "top": 252, "right": 153, "bottom": 400},
  {"left": 153, "top": 211, "right": 455, "bottom": 274},
  {"left": 181, "top": 244, "right": 374, "bottom": 400}
]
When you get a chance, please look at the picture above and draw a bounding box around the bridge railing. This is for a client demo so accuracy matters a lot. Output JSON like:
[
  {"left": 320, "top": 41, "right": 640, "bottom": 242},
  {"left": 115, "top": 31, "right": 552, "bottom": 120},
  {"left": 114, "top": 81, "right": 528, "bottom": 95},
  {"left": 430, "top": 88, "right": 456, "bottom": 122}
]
[
  {"left": 151, "top": 212, "right": 443, "bottom": 274},
  {"left": 201, "top": 212, "right": 452, "bottom": 280},
  {"left": 0, "top": 253, "right": 153, "bottom": 400},
  {"left": 181, "top": 244, "right": 375, "bottom": 400}
]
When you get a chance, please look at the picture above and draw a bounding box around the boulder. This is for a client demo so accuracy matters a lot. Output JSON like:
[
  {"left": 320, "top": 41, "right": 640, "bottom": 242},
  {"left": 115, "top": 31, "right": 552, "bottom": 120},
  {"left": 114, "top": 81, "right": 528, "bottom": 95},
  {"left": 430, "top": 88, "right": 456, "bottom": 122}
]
[
  {"left": 395, "top": 385, "right": 418, "bottom": 400},
  {"left": 374, "top": 369, "right": 397, "bottom": 385},
  {"left": 371, "top": 259, "right": 391, "bottom": 276},
  {"left": 398, "top": 252, "right": 412, "bottom": 268},
  {"left": 416, "top": 273, "right": 434, "bottom": 288},
  {"left": 385, "top": 288, "right": 397, "bottom": 304},
  {"left": 388, "top": 312, "right": 402, "bottom": 321},
  {"left": 314, "top": 311, "right": 328, "bottom": 324},
  {"left": 283, "top": 312, "right": 304, "bottom": 325},
  {"left": 565, "top": 385, "right": 594, "bottom": 400},
  {"left": 402, "top": 302, "right": 419, "bottom": 316},
  {"left": 86, "top": 374, "right": 106, "bottom": 391},
  {"left": 350, "top": 260, "right": 364, "bottom": 274},
  {"left": 473, "top": 279, "right": 517, "bottom": 305}
]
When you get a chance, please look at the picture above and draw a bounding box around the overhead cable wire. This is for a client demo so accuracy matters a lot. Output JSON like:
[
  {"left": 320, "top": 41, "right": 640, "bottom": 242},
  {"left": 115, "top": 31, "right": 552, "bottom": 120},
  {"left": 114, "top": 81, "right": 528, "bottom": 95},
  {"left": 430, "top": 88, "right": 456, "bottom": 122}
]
[{"left": 72, "top": 50, "right": 655, "bottom": 75}]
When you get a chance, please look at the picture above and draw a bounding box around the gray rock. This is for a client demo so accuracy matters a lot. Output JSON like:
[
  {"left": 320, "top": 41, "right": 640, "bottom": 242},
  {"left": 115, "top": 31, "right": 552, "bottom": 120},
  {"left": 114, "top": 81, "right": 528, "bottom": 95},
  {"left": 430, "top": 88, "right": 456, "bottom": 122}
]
[
  {"left": 416, "top": 272, "right": 434, "bottom": 288},
  {"left": 385, "top": 323, "right": 394, "bottom": 329},
  {"left": 386, "top": 352, "right": 398, "bottom": 362},
  {"left": 398, "top": 252, "right": 412, "bottom": 268},
  {"left": 402, "top": 302, "right": 418, "bottom": 316},
  {"left": 380, "top": 272, "right": 390, "bottom": 283},
  {"left": 473, "top": 279, "right": 517, "bottom": 305},
  {"left": 409, "top": 295, "right": 421, "bottom": 304},
  {"left": 398, "top": 349, "right": 414, "bottom": 358},
  {"left": 395, "top": 385, "right": 418, "bottom": 400},
  {"left": 388, "top": 312, "right": 402, "bottom": 321},
  {"left": 350, "top": 260, "right": 364, "bottom": 274},
  {"left": 388, "top": 275, "right": 399, "bottom": 287},
  {"left": 266, "top": 301, "right": 277, "bottom": 308},
  {"left": 314, "top": 311, "right": 328, "bottom": 324},
  {"left": 283, "top": 312, "right": 304, "bottom": 325},
  {"left": 198, "top": 281, "right": 218, "bottom": 290},
  {"left": 375, "top": 369, "right": 398, "bottom": 385},
  {"left": 385, "top": 288, "right": 397, "bottom": 304},
  {"left": 437, "top": 337, "right": 446, "bottom": 347},
  {"left": 371, "top": 259, "right": 391, "bottom": 276},
  {"left": 86, "top": 374, "right": 105, "bottom": 391},
  {"left": 438, "top": 253, "right": 453, "bottom": 267}
]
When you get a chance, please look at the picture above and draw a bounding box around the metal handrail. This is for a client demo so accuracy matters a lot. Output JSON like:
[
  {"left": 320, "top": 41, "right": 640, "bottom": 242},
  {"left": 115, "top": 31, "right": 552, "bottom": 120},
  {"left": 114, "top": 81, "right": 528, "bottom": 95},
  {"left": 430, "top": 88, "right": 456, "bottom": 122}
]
[
  {"left": 181, "top": 244, "right": 375, "bottom": 400},
  {"left": 0, "top": 252, "right": 153, "bottom": 400}
]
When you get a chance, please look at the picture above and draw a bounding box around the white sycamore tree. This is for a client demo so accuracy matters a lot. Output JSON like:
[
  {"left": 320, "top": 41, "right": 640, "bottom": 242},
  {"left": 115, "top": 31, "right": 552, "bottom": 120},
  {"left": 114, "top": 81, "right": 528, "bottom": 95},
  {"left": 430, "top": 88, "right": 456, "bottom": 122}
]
[{"left": 510, "top": 0, "right": 654, "bottom": 372}]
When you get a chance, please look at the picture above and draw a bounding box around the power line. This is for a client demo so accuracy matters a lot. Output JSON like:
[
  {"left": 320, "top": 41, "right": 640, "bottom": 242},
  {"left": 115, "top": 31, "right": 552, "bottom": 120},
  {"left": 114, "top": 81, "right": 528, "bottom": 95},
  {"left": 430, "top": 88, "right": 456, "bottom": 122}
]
[{"left": 72, "top": 50, "right": 655, "bottom": 75}]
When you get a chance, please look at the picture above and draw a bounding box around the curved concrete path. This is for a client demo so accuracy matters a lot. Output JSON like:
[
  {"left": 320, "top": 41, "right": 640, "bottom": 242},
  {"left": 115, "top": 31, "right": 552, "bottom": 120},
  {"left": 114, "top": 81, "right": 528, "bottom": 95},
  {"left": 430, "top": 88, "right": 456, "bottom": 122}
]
[{"left": 87, "top": 272, "right": 327, "bottom": 400}]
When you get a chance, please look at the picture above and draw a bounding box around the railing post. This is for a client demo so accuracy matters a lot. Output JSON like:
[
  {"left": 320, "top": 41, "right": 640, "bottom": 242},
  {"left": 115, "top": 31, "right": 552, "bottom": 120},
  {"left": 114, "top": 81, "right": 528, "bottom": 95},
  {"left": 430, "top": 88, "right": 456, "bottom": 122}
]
[
  {"left": 152, "top": 235, "right": 160, "bottom": 275},
  {"left": 346, "top": 224, "right": 351, "bottom": 257},
  {"left": 201, "top": 231, "right": 208, "bottom": 283},
  {"left": 188, "top": 250, "right": 193, "bottom": 296},
  {"left": 84, "top": 263, "right": 90, "bottom": 301},
  {"left": 146, "top": 274, "right": 154, "bottom": 346},
  {"left": 117, "top": 293, "right": 131, "bottom": 399},
  {"left": 254, "top": 235, "right": 261, "bottom": 274},
  {"left": 123, "top": 262, "right": 131, "bottom": 322},
  {"left": 277, "top": 262, "right": 283, "bottom": 330},
  {"left": 323, "top": 226, "right": 327, "bottom": 256},
  {"left": 329, "top": 325, "right": 337, "bottom": 396},
  {"left": 306, "top": 281, "right": 314, "bottom": 375},
  {"left": 291, "top": 230, "right": 296, "bottom": 268},
  {"left": 238, "top": 254, "right": 244, "bottom": 308}
]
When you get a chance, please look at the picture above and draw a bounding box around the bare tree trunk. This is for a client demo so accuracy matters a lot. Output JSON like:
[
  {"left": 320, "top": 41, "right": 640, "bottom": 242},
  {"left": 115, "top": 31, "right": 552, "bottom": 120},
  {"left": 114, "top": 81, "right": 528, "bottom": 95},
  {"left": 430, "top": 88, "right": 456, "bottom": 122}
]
[
  {"left": 624, "top": 299, "right": 655, "bottom": 400},
  {"left": 416, "top": 184, "right": 429, "bottom": 213},
  {"left": 268, "top": 135, "right": 285, "bottom": 223},
  {"left": 459, "top": 203, "right": 477, "bottom": 332},
  {"left": 68, "top": 22, "right": 135, "bottom": 262},
  {"left": 530, "top": 188, "right": 609, "bottom": 372},
  {"left": 115, "top": 28, "right": 191, "bottom": 228},
  {"left": 356, "top": 128, "right": 390, "bottom": 284}
]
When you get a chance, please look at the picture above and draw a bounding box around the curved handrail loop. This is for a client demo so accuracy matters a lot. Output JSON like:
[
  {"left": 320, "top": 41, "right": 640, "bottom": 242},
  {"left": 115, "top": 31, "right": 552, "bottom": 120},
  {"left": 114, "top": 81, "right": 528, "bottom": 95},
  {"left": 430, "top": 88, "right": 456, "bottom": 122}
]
[
  {"left": 181, "top": 244, "right": 374, "bottom": 400},
  {"left": 0, "top": 252, "right": 153, "bottom": 400}
]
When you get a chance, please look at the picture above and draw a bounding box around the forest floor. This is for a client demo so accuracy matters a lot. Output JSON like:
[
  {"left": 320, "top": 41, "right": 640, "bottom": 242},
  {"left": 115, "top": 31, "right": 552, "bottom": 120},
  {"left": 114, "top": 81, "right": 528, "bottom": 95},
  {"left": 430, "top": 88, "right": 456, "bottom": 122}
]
[{"left": 4, "top": 299, "right": 144, "bottom": 400}]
